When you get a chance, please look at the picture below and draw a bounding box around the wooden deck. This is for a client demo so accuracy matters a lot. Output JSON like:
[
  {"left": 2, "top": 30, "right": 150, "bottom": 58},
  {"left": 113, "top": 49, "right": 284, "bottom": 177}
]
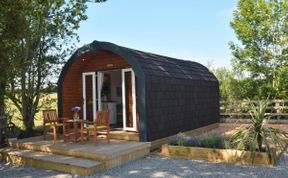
[
  {"left": 102, "top": 129, "right": 139, "bottom": 141},
  {"left": 0, "top": 135, "right": 150, "bottom": 176}
]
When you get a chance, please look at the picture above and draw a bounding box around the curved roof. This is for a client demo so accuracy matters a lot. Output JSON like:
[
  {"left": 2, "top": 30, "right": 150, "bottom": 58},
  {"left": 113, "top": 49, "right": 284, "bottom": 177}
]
[
  {"left": 121, "top": 46, "right": 217, "bottom": 82},
  {"left": 58, "top": 40, "right": 218, "bottom": 85}
]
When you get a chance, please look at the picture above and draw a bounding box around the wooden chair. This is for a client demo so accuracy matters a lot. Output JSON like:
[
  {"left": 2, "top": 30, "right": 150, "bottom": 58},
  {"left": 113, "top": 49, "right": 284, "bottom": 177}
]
[
  {"left": 83, "top": 110, "right": 110, "bottom": 144},
  {"left": 43, "top": 109, "right": 64, "bottom": 144}
]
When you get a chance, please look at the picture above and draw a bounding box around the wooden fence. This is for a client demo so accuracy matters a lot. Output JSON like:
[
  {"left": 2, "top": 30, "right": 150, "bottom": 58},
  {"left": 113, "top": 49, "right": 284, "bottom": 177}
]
[{"left": 220, "top": 100, "right": 288, "bottom": 121}]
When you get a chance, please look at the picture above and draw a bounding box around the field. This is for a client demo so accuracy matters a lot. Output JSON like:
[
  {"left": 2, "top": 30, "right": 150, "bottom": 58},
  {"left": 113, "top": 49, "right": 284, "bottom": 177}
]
[{"left": 5, "top": 93, "right": 57, "bottom": 130}]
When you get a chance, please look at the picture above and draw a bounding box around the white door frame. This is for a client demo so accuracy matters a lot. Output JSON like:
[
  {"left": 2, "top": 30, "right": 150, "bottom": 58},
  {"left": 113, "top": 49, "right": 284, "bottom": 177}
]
[
  {"left": 82, "top": 72, "right": 96, "bottom": 121},
  {"left": 122, "top": 68, "right": 137, "bottom": 131},
  {"left": 97, "top": 71, "right": 103, "bottom": 113}
]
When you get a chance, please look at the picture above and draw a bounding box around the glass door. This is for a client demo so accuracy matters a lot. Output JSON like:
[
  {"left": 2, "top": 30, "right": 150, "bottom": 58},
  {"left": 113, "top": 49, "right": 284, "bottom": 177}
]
[
  {"left": 82, "top": 72, "right": 96, "bottom": 121},
  {"left": 122, "top": 68, "right": 137, "bottom": 131}
]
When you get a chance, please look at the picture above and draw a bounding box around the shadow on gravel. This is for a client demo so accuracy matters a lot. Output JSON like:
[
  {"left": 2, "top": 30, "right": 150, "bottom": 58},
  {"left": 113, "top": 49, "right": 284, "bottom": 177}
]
[
  {"left": 91, "top": 150, "right": 288, "bottom": 178},
  {"left": 0, "top": 151, "right": 287, "bottom": 178}
]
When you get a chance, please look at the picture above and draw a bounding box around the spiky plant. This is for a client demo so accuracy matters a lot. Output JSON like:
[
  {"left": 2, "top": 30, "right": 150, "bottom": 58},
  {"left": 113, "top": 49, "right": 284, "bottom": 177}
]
[{"left": 229, "top": 100, "right": 288, "bottom": 161}]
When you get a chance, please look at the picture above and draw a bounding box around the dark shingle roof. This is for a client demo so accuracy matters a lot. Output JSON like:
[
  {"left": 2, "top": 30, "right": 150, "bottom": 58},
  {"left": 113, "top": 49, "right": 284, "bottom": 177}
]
[
  {"left": 119, "top": 45, "right": 218, "bottom": 82},
  {"left": 75, "top": 40, "right": 218, "bottom": 82}
]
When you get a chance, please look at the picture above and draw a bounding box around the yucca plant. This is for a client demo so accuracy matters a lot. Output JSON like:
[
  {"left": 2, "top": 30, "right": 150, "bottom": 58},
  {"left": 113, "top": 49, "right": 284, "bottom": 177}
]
[{"left": 229, "top": 100, "right": 288, "bottom": 162}]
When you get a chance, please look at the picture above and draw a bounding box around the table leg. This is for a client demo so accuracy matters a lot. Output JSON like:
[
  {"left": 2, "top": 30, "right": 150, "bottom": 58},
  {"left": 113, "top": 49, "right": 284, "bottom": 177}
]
[
  {"left": 74, "top": 122, "right": 77, "bottom": 143},
  {"left": 80, "top": 122, "right": 83, "bottom": 144},
  {"left": 63, "top": 122, "right": 66, "bottom": 142}
]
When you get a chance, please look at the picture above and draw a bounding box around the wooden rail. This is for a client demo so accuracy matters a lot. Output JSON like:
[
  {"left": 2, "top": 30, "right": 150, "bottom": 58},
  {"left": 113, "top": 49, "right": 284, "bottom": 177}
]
[{"left": 220, "top": 100, "right": 288, "bottom": 120}]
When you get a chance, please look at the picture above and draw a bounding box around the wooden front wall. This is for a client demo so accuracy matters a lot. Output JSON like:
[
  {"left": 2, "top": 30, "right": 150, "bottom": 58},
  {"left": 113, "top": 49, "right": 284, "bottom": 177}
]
[{"left": 61, "top": 50, "right": 130, "bottom": 119}]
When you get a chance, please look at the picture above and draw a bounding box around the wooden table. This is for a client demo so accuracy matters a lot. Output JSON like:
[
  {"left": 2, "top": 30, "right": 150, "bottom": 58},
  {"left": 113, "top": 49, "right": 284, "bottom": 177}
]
[{"left": 63, "top": 119, "right": 87, "bottom": 143}]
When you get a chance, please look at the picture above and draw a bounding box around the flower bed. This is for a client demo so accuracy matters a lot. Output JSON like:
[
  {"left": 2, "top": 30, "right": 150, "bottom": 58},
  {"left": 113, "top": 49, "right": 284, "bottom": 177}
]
[
  {"left": 161, "top": 101, "right": 288, "bottom": 167},
  {"left": 161, "top": 144, "right": 285, "bottom": 167},
  {"left": 161, "top": 134, "right": 287, "bottom": 167}
]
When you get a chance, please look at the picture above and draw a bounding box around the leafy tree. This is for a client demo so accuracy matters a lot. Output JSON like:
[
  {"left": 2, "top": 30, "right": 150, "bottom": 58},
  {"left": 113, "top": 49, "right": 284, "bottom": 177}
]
[
  {"left": 230, "top": 0, "right": 288, "bottom": 99},
  {"left": 0, "top": 1, "right": 20, "bottom": 116},
  {"left": 211, "top": 67, "right": 237, "bottom": 101},
  {"left": 0, "top": 0, "right": 106, "bottom": 133},
  {"left": 209, "top": 65, "right": 269, "bottom": 101}
]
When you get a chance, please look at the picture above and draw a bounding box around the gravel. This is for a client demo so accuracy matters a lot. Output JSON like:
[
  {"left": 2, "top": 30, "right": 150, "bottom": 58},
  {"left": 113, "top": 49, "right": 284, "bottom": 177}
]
[{"left": 0, "top": 150, "right": 288, "bottom": 178}]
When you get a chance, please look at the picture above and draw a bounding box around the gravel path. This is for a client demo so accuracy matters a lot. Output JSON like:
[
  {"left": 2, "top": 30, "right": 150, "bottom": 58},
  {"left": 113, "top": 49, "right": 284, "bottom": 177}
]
[{"left": 1, "top": 150, "right": 288, "bottom": 178}]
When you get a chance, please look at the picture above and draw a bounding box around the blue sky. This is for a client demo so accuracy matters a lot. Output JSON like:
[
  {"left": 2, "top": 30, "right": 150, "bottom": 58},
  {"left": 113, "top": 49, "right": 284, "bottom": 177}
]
[{"left": 77, "top": 0, "right": 238, "bottom": 68}]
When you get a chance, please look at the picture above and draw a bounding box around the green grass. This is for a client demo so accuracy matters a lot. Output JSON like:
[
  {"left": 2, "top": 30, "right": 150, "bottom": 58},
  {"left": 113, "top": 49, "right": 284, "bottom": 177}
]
[{"left": 5, "top": 93, "right": 57, "bottom": 130}]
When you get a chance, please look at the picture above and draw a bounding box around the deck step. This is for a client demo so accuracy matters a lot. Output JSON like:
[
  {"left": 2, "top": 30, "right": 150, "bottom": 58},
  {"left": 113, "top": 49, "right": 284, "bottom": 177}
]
[
  {"left": 9, "top": 137, "right": 151, "bottom": 162},
  {"left": 0, "top": 148, "right": 104, "bottom": 176},
  {"left": 6, "top": 136, "right": 151, "bottom": 174}
]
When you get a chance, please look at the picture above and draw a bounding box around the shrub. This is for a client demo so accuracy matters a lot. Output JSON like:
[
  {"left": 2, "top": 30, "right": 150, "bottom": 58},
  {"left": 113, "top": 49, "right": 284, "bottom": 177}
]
[
  {"left": 169, "top": 133, "right": 189, "bottom": 146},
  {"left": 200, "top": 136, "right": 226, "bottom": 149},
  {"left": 229, "top": 100, "right": 288, "bottom": 162},
  {"left": 169, "top": 133, "right": 201, "bottom": 147},
  {"left": 169, "top": 133, "right": 226, "bottom": 149},
  {"left": 183, "top": 136, "right": 201, "bottom": 147}
]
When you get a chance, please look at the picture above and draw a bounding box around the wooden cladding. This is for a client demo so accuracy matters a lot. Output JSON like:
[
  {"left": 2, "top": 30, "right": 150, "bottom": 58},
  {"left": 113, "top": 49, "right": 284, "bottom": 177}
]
[{"left": 61, "top": 50, "right": 130, "bottom": 119}]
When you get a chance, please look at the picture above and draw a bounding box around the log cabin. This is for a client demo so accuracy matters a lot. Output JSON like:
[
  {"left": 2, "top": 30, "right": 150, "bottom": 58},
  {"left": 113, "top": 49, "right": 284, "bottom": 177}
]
[{"left": 57, "top": 40, "right": 219, "bottom": 142}]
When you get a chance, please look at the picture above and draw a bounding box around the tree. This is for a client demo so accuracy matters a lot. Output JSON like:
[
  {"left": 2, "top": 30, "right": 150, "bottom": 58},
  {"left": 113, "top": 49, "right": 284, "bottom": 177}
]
[
  {"left": 230, "top": 0, "right": 288, "bottom": 99},
  {"left": 209, "top": 66, "right": 237, "bottom": 101},
  {"left": 209, "top": 65, "right": 268, "bottom": 101},
  {"left": 0, "top": 0, "right": 106, "bottom": 133},
  {"left": 0, "top": 1, "right": 20, "bottom": 116}
]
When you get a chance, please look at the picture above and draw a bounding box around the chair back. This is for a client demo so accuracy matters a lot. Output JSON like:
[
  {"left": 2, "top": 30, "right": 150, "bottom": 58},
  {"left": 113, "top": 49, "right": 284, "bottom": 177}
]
[
  {"left": 95, "top": 110, "right": 109, "bottom": 126},
  {"left": 43, "top": 109, "right": 58, "bottom": 122}
]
